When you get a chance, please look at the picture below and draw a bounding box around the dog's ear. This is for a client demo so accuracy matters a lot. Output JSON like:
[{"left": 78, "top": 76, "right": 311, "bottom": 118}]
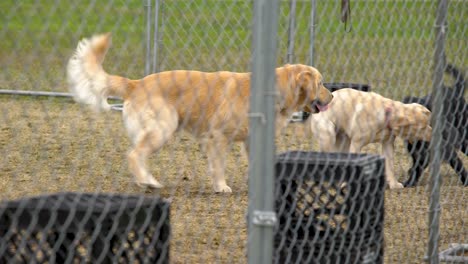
[
  {"left": 295, "top": 71, "right": 315, "bottom": 91},
  {"left": 295, "top": 71, "right": 318, "bottom": 104}
]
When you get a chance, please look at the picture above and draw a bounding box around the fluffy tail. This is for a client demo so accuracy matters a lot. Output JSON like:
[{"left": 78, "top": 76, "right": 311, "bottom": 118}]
[
  {"left": 445, "top": 63, "right": 465, "bottom": 97},
  {"left": 67, "top": 33, "right": 130, "bottom": 111}
]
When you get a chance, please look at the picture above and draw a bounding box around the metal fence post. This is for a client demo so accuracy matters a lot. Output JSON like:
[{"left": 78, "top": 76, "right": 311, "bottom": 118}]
[
  {"left": 152, "top": 0, "right": 161, "bottom": 73},
  {"left": 427, "top": 0, "right": 448, "bottom": 263},
  {"left": 144, "top": 0, "right": 152, "bottom": 75},
  {"left": 286, "top": 0, "right": 297, "bottom": 63},
  {"left": 248, "top": 0, "right": 279, "bottom": 263},
  {"left": 309, "top": 0, "right": 317, "bottom": 66}
]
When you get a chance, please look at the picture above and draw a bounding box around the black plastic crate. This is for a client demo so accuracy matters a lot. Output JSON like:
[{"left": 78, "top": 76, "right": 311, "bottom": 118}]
[
  {"left": 0, "top": 192, "right": 170, "bottom": 263},
  {"left": 274, "top": 151, "right": 385, "bottom": 264}
]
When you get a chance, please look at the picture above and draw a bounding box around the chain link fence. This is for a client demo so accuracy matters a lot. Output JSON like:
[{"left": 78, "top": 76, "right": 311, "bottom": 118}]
[{"left": 0, "top": 0, "right": 466, "bottom": 263}]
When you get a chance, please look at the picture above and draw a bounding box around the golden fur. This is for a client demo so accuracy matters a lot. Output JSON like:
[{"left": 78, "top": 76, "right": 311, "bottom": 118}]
[
  {"left": 67, "top": 33, "right": 333, "bottom": 192},
  {"left": 308, "top": 88, "right": 432, "bottom": 189}
]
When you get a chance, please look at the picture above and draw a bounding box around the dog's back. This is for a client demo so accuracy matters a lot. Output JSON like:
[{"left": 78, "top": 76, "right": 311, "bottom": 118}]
[
  {"left": 310, "top": 88, "right": 431, "bottom": 144},
  {"left": 403, "top": 64, "right": 465, "bottom": 108}
]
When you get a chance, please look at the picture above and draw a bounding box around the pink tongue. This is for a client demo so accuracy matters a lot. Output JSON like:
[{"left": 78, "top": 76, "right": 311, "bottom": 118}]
[{"left": 317, "top": 104, "right": 329, "bottom": 112}]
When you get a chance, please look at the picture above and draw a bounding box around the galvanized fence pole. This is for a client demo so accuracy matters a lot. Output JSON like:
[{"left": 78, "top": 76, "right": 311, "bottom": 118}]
[
  {"left": 427, "top": 0, "right": 448, "bottom": 263},
  {"left": 248, "top": 0, "right": 279, "bottom": 263},
  {"left": 144, "top": 0, "right": 152, "bottom": 75},
  {"left": 286, "top": 0, "right": 297, "bottom": 63},
  {"left": 309, "top": 0, "right": 317, "bottom": 66},
  {"left": 152, "top": 0, "right": 161, "bottom": 73}
]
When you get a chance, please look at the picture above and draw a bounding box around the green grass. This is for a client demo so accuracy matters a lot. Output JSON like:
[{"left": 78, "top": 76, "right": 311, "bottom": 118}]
[{"left": 1, "top": 1, "right": 466, "bottom": 96}]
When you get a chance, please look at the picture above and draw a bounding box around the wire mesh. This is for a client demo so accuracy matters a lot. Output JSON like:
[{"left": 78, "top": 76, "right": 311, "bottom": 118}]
[{"left": 0, "top": 0, "right": 467, "bottom": 263}]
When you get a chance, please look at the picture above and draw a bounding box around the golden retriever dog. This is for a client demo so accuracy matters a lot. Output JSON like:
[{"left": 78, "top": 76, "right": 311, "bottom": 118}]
[
  {"left": 66, "top": 33, "right": 333, "bottom": 192},
  {"left": 308, "top": 88, "right": 432, "bottom": 189}
]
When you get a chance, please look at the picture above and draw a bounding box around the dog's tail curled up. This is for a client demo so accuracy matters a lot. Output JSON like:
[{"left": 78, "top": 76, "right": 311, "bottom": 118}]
[{"left": 67, "top": 33, "right": 131, "bottom": 111}]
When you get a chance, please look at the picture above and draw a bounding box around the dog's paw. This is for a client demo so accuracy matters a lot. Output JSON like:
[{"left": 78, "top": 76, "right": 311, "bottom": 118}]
[
  {"left": 136, "top": 179, "right": 164, "bottom": 189},
  {"left": 214, "top": 185, "right": 232, "bottom": 193},
  {"left": 403, "top": 180, "right": 417, "bottom": 188},
  {"left": 388, "top": 182, "right": 404, "bottom": 189}
]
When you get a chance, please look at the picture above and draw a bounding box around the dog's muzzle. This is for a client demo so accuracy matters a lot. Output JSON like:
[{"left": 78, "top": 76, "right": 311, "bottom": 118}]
[{"left": 310, "top": 99, "right": 330, "bottom": 113}]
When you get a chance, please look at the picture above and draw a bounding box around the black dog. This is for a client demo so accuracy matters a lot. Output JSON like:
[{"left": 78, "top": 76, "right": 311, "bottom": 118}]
[{"left": 403, "top": 64, "right": 467, "bottom": 187}]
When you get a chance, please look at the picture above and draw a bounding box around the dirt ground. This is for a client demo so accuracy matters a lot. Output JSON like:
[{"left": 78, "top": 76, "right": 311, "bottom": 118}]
[{"left": 1, "top": 96, "right": 466, "bottom": 263}]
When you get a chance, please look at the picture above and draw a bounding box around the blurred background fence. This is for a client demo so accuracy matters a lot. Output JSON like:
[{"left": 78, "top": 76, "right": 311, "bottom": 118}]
[{"left": 0, "top": 0, "right": 467, "bottom": 263}]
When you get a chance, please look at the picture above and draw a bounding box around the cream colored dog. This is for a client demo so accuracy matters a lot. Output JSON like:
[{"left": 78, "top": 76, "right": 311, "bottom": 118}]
[
  {"left": 308, "top": 88, "right": 432, "bottom": 189},
  {"left": 67, "top": 33, "right": 333, "bottom": 192}
]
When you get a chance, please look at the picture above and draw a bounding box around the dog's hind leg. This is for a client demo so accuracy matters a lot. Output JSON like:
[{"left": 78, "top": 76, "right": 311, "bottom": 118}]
[
  {"left": 404, "top": 160, "right": 429, "bottom": 187},
  {"left": 403, "top": 141, "right": 430, "bottom": 187},
  {"left": 447, "top": 151, "right": 468, "bottom": 186},
  {"left": 348, "top": 140, "right": 405, "bottom": 188},
  {"left": 126, "top": 105, "right": 179, "bottom": 189},
  {"left": 204, "top": 132, "right": 232, "bottom": 193}
]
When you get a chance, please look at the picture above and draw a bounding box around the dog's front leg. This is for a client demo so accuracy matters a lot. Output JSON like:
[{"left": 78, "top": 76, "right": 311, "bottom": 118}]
[
  {"left": 382, "top": 137, "right": 404, "bottom": 189},
  {"left": 313, "top": 119, "right": 337, "bottom": 152},
  {"left": 241, "top": 141, "right": 250, "bottom": 161},
  {"left": 204, "top": 133, "right": 232, "bottom": 193},
  {"left": 241, "top": 141, "right": 250, "bottom": 182},
  {"left": 348, "top": 141, "right": 363, "bottom": 153}
]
